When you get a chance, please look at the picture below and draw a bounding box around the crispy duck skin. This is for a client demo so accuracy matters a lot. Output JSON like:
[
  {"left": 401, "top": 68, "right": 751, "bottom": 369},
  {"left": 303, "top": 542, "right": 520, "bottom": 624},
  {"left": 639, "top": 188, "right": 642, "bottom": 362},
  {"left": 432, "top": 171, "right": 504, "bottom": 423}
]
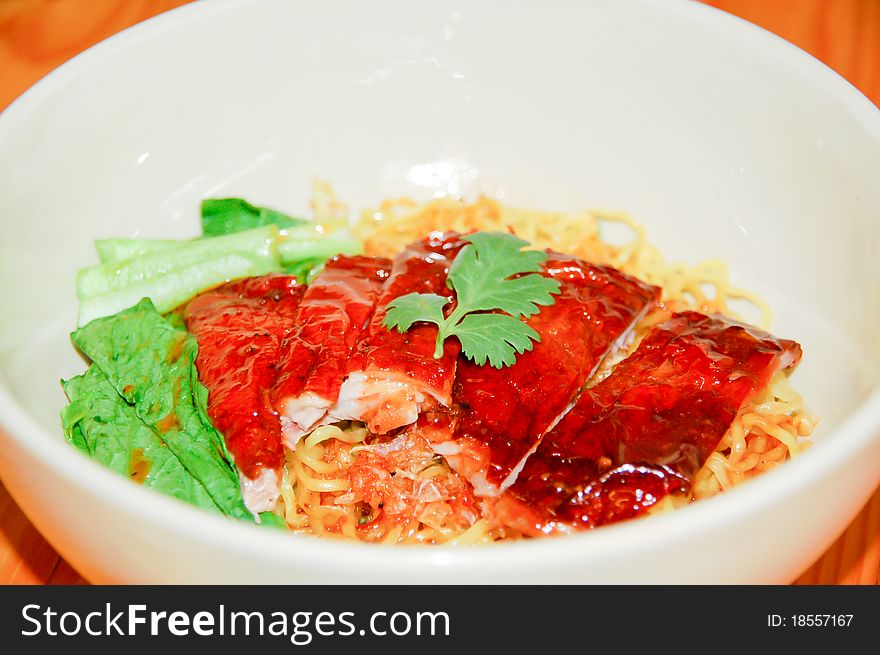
[
  {"left": 182, "top": 275, "right": 303, "bottom": 513},
  {"left": 273, "top": 255, "right": 392, "bottom": 445},
  {"left": 495, "top": 311, "right": 803, "bottom": 535},
  {"left": 330, "top": 232, "right": 466, "bottom": 434},
  {"left": 431, "top": 254, "right": 661, "bottom": 497}
]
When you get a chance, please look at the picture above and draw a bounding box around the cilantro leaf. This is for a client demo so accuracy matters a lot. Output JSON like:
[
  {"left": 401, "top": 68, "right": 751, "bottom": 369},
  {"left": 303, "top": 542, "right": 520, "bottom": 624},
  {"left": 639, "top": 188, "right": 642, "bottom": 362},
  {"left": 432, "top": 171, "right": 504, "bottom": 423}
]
[
  {"left": 452, "top": 314, "right": 540, "bottom": 368},
  {"left": 448, "top": 232, "right": 552, "bottom": 317},
  {"left": 382, "top": 231, "right": 561, "bottom": 367},
  {"left": 384, "top": 293, "right": 448, "bottom": 332}
]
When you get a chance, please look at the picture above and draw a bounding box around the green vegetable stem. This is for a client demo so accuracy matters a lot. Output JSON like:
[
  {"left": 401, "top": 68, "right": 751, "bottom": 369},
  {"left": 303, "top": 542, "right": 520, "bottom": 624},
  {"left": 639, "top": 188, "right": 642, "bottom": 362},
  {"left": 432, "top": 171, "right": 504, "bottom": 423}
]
[
  {"left": 76, "top": 226, "right": 281, "bottom": 326},
  {"left": 76, "top": 197, "right": 363, "bottom": 326}
]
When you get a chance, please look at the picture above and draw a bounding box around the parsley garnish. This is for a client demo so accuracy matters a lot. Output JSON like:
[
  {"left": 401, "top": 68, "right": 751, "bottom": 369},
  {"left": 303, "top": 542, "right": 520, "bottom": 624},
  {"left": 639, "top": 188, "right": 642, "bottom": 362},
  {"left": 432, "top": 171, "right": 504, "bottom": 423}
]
[{"left": 382, "top": 232, "right": 561, "bottom": 368}]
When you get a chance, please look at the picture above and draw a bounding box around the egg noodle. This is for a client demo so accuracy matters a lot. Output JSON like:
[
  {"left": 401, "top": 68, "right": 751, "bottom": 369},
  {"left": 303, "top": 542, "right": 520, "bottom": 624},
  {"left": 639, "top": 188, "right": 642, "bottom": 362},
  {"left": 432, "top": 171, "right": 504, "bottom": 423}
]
[{"left": 276, "top": 193, "right": 816, "bottom": 543}]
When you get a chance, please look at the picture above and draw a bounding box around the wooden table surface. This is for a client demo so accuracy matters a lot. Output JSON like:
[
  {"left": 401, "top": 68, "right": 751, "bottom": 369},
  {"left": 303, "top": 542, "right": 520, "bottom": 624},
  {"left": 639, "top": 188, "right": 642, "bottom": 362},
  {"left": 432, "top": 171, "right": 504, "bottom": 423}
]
[{"left": 1, "top": 0, "right": 878, "bottom": 585}]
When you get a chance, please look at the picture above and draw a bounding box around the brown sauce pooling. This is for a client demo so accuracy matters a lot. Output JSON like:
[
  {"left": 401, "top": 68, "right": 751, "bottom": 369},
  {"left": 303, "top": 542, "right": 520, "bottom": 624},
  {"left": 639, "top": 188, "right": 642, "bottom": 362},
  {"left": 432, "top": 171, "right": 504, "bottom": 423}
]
[{"left": 129, "top": 448, "right": 151, "bottom": 483}]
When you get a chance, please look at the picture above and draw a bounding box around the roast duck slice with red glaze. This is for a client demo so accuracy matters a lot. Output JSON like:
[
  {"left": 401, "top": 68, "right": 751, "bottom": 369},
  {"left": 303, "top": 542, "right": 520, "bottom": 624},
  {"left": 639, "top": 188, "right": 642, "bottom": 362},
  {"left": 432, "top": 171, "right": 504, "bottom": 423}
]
[
  {"left": 182, "top": 275, "right": 304, "bottom": 513},
  {"left": 272, "top": 255, "right": 392, "bottom": 446},
  {"left": 493, "top": 311, "right": 803, "bottom": 535},
  {"left": 329, "top": 232, "right": 466, "bottom": 434},
  {"left": 425, "top": 254, "right": 661, "bottom": 497}
]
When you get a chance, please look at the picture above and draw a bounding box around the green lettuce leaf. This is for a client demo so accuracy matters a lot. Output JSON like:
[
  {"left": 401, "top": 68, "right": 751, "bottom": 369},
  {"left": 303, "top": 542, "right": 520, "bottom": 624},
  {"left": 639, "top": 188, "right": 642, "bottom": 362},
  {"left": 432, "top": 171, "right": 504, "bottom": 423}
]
[
  {"left": 201, "top": 198, "right": 305, "bottom": 236},
  {"left": 258, "top": 512, "right": 288, "bottom": 529},
  {"left": 70, "top": 298, "right": 251, "bottom": 520},
  {"left": 61, "top": 366, "right": 221, "bottom": 512}
]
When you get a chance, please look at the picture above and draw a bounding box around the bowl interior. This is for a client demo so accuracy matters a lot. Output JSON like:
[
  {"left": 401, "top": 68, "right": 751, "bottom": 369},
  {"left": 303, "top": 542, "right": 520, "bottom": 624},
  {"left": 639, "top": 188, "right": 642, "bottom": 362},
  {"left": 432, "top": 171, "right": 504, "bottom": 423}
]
[{"left": 0, "top": 0, "right": 878, "bottom": 518}]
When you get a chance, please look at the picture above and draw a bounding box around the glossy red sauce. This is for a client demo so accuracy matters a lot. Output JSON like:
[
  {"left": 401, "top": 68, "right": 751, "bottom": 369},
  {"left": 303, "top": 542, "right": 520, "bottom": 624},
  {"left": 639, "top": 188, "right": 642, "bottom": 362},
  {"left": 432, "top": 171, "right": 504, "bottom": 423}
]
[
  {"left": 499, "top": 311, "right": 802, "bottom": 535},
  {"left": 273, "top": 255, "right": 391, "bottom": 409},
  {"left": 182, "top": 276, "right": 303, "bottom": 481},
  {"left": 441, "top": 255, "right": 660, "bottom": 492},
  {"left": 343, "top": 232, "right": 465, "bottom": 413}
]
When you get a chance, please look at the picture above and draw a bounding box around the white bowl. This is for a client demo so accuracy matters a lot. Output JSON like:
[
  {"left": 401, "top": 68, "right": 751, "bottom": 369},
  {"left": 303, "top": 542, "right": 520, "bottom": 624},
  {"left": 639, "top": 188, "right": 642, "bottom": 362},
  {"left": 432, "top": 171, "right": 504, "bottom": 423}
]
[{"left": 1, "top": 0, "right": 878, "bottom": 584}]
